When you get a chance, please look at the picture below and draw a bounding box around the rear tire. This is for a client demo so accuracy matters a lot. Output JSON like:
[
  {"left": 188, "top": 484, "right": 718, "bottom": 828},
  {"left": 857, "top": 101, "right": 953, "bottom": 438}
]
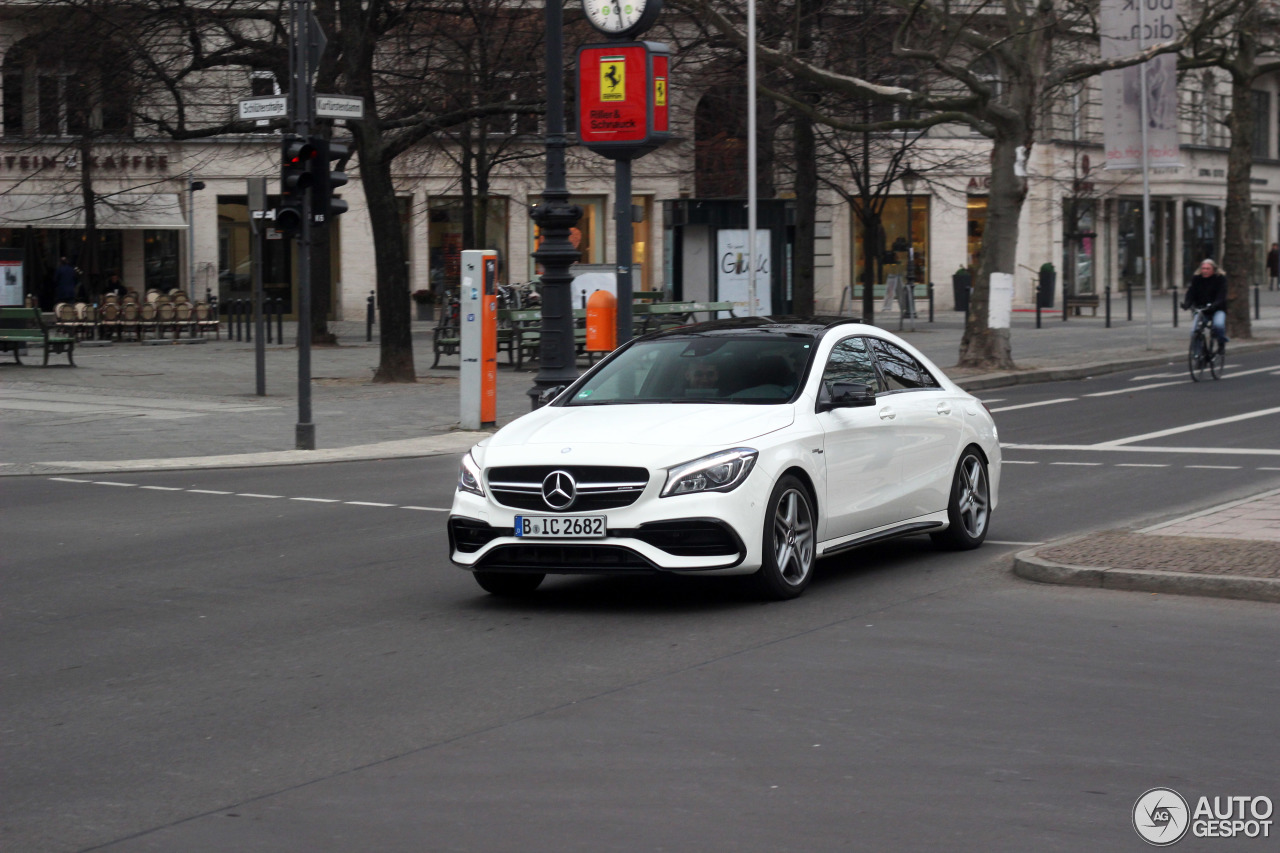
[
  {"left": 1209, "top": 340, "right": 1225, "bottom": 379},
  {"left": 931, "top": 449, "right": 990, "bottom": 550},
  {"left": 474, "top": 571, "right": 544, "bottom": 596},
  {"left": 752, "top": 475, "right": 816, "bottom": 600}
]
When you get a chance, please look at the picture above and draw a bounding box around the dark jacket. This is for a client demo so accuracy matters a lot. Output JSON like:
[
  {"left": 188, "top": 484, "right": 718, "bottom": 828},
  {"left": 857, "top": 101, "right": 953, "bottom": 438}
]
[
  {"left": 1183, "top": 273, "right": 1227, "bottom": 313},
  {"left": 53, "top": 263, "right": 78, "bottom": 302}
]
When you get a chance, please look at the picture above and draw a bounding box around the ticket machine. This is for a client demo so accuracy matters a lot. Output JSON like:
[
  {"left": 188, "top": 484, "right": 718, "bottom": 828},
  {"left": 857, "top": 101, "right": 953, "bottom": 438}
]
[{"left": 459, "top": 250, "right": 498, "bottom": 429}]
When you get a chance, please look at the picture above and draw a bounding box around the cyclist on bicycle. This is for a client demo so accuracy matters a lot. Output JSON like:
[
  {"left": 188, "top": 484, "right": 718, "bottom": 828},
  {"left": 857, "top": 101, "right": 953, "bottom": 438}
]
[{"left": 1181, "top": 259, "right": 1229, "bottom": 353}]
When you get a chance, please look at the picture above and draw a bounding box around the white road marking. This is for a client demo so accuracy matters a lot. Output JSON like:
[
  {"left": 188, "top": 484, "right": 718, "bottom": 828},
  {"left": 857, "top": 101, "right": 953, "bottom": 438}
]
[
  {"left": 1086, "top": 381, "right": 1181, "bottom": 397},
  {"left": 290, "top": 497, "right": 340, "bottom": 503},
  {"left": 402, "top": 505, "right": 450, "bottom": 512},
  {"left": 1130, "top": 371, "right": 1184, "bottom": 380},
  {"left": 93, "top": 481, "right": 137, "bottom": 487},
  {"left": 49, "top": 477, "right": 92, "bottom": 483},
  {"left": 979, "top": 398, "right": 1006, "bottom": 404},
  {"left": 1117, "top": 463, "right": 1170, "bottom": 468},
  {"left": 987, "top": 540, "right": 1043, "bottom": 546},
  {"left": 237, "top": 493, "right": 284, "bottom": 499},
  {"left": 1050, "top": 461, "right": 1104, "bottom": 466},
  {"left": 345, "top": 501, "right": 395, "bottom": 507},
  {"left": 1002, "top": 460, "right": 1039, "bottom": 465},
  {"left": 989, "top": 398, "right": 1077, "bottom": 413},
  {"left": 187, "top": 489, "right": 233, "bottom": 495},
  {"left": 140, "top": 485, "right": 183, "bottom": 491},
  {"left": 1002, "top": 443, "right": 1280, "bottom": 456},
  {"left": 1099, "top": 406, "right": 1280, "bottom": 447},
  {"left": 1186, "top": 465, "right": 1242, "bottom": 470}
]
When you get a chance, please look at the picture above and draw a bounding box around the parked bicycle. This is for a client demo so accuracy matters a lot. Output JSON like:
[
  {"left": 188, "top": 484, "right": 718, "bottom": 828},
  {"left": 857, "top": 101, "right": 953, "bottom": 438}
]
[{"left": 1187, "top": 305, "right": 1225, "bottom": 382}]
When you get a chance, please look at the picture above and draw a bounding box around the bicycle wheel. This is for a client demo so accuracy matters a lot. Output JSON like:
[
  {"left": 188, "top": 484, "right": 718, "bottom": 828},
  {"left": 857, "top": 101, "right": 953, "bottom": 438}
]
[
  {"left": 1188, "top": 335, "right": 1207, "bottom": 382},
  {"left": 1209, "top": 339, "right": 1225, "bottom": 379}
]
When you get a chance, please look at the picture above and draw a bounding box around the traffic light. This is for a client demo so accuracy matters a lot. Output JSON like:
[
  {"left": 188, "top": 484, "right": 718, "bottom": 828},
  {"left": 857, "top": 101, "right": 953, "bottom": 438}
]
[
  {"left": 310, "top": 137, "right": 350, "bottom": 222},
  {"left": 278, "top": 135, "right": 318, "bottom": 231}
]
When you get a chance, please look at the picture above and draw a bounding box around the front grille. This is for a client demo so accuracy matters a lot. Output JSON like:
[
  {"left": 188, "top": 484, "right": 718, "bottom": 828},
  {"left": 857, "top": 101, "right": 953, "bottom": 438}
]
[
  {"left": 629, "top": 520, "right": 742, "bottom": 557},
  {"left": 476, "top": 544, "right": 656, "bottom": 572},
  {"left": 487, "top": 465, "right": 650, "bottom": 512}
]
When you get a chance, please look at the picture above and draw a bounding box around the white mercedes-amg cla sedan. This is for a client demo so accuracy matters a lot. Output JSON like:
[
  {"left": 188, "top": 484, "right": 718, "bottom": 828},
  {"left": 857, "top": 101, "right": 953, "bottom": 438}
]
[{"left": 449, "top": 317, "right": 1000, "bottom": 599}]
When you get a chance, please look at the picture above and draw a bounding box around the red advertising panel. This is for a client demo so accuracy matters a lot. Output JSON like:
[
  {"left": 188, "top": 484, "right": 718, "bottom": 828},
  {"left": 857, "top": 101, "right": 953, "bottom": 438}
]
[
  {"left": 653, "top": 54, "right": 669, "bottom": 133},
  {"left": 579, "top": 45, "right": 649, "bottom": 145}
]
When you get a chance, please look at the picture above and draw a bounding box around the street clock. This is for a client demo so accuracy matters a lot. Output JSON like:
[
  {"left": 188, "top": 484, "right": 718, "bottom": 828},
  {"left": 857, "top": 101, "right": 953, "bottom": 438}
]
[{"left": 583, "top": 0, "right": 662, "bottom": 39}]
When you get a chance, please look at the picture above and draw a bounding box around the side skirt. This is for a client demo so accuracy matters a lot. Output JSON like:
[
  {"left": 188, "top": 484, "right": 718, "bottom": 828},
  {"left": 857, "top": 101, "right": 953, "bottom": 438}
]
[{"left": 819, "top": 520, "right": 944, "bottom": 558}]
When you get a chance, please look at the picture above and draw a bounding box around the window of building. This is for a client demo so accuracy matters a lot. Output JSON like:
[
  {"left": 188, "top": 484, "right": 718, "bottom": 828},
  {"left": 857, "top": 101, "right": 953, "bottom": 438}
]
[
  {"left": 530, "top": 195, "right": 604, "bottom": 280},
  {"left": 143, "top": 231, "right": 180, "bottom": 295},
  {"left": 429, "top": 197, "right": 509, "bottom": 291},
  {"left": 1117, "top": 199, "right": 1175, "bottom": 292},
  {"left": 1183, "top": 201, "right": 1220, "bottom": 282},
  {"left": 851, "top": 196, "right": 930, "bottom": 292},
  {"left": 2, "top": 35, "right": 131, "bottom": 137},
  {"left": 1253, "top": 90, "right": 1273, "bottom": 159},
  {"left": 1063, "top": 199, "right": 1096, "bottom": 296}
]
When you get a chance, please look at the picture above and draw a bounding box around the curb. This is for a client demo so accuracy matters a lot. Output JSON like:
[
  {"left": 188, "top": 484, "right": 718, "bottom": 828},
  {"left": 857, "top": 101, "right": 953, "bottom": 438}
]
[
  {"left": 1013, "top": 547, "right": 1280, "bottom": 604},
  {"left": 955, "top": 339, "right": 1280, "bottom": 391}
]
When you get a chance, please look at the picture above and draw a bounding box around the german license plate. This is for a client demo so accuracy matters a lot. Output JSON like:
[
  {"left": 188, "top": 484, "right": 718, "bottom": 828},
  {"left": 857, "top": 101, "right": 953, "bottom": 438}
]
[{"left": 514, "top": 515, "right": 606, "bottom": 538}]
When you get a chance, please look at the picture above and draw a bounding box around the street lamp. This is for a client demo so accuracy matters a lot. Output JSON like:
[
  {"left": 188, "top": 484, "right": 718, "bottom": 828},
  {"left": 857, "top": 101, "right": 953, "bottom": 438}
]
[
  {"left": 528, "top": 0, "right": 583, "bottom": 409},
  {"left": 901, "top": 166, "right": 919, "bottom": 300},
  {"left": 188, "top": 178, "right": 205, "bottom": 299}
]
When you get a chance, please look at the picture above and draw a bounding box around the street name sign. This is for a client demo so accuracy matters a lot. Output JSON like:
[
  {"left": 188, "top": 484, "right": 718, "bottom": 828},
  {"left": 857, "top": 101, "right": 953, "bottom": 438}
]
[
  {"left": 238, "top": 95, "right": 289, "bottom": 121},
  {"left": 315, "top": 95, "right": 365, "bottom": 120}
]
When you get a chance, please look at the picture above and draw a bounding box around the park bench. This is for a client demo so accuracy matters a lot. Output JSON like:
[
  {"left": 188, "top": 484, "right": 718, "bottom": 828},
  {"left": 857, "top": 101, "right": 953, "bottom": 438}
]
[
  {"left": 1065, "top": 293, "right": 1100, "bottom": 316},
  {"left": 0, "top": 306, "right": 76, "bottom": 366},
  {"left": 632, "top": 300, "right": 736, "bottom": 334}
]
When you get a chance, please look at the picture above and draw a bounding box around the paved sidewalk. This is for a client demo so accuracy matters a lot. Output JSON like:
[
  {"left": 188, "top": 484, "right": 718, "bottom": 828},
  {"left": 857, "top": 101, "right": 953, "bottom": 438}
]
[{"left": 1014, "top": 488, "right": 1280, "bottom": 604}]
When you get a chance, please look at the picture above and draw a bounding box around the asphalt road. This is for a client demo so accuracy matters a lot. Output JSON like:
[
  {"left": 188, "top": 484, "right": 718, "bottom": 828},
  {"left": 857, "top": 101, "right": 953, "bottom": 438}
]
[{"left": 4, "top": 351, "right": 1278, "bottom": 852}]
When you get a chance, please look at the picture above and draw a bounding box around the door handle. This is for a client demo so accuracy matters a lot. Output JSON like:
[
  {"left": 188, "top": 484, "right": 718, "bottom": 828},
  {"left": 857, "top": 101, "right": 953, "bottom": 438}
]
[
  {"left": 878, "top": 407, "right": 896, "bottom": 420},
  {"left": 937, "top": 403, "right": 953, "bottom": 415}
]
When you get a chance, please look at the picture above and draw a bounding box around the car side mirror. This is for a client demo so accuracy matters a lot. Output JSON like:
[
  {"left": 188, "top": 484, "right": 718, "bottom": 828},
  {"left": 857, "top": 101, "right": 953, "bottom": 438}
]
[
  {"left": 536, "top": 384, "right": 569, "bottom": 406},
  {"left": 818, "top": 381, "right": 876, "bottom": 411}
]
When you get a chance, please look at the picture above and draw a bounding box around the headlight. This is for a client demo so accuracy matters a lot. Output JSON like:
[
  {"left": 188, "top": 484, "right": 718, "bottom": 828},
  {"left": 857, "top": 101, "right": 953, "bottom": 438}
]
[
  {"left": 662, "top": 448, "right": 758, "bottom": 497},
  {"left": 458, "top": 452, "right": 484, "bottom": 497}
]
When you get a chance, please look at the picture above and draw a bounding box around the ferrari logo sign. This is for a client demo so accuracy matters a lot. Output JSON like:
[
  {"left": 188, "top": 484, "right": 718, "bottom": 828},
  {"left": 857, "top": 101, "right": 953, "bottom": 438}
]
[
  {"left": 600, "top": 57, "right": 626, "bottom": 102},
  {"left": 654, "top": 77, "right": 666, "bottom": 107}
]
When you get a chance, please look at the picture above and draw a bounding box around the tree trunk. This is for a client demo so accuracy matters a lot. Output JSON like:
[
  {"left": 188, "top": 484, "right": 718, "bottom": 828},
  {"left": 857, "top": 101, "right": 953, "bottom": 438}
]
[
  {"left": 958, "top": 131, "right": 1023, "bottom": 370},
  {"left": 1221, "top": 59, "right": 1256, "bottom": 339}
]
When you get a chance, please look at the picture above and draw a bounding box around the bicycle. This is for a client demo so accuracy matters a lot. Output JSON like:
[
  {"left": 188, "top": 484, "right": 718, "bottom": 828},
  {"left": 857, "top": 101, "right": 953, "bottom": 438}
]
[{"left": 1187, "top": 305, "right": 1225, "bottom": 382}]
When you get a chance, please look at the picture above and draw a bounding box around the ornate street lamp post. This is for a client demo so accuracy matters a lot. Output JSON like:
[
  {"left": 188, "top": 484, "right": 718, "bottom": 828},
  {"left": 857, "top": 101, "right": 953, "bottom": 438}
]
[
  {"left": 528, "top": 0, "right": 583, "bottom": 409},
  {"left": 901, "top": 165, "right": 919, "bottom": 295}
]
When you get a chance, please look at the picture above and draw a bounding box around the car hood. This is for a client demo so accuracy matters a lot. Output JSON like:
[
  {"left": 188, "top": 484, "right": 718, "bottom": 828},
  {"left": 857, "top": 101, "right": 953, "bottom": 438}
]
[{"left": 484, "top": 404, "right": 794, "bottom": 452}]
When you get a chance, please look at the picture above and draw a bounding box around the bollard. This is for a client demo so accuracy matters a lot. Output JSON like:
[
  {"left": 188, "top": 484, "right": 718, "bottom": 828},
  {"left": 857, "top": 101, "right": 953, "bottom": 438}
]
[
  {"left": 1172, "top": 289, "right": 1179, "bottom": 328},
  {"left": 1105, "top": 286, "right": 1111, "bottom": 328},
  {"left": 586, "top": 290, "right": 618, "bottom": 353},
  {"left": 1035, "top": 281, "right": 1042, "bottom": 329},
  {"left": 366, "top": 290, "right": 375, "bottom": 342},
  {"left": 928, "top": 282, "right": 934, "bottom": 323},
  {"left": 245, "top": 300, "right": 252, "bottom": 343},
  {"left": 1256, "top": 285, "right": 1262, "bottom": 320},
  {"left": 274, "top": 298, "right": 283, "bottom": 343},
  {"left": 232, "top": 299, "right": 242, "bottom": 341},
  {"left": 1127, "top": 285, "right": 1133, "bottom": 322},
  {"left": 266, "top": 298, "right": 273, "bottom": 343},
  {"left": 581, "top": 289, "right": 588, "bottom": 310}
]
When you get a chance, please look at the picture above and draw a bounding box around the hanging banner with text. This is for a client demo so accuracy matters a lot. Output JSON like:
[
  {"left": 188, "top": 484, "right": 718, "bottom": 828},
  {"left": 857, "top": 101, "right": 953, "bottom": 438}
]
[
  {"left": 1100, "top": 0, "right": 1181, "bottom": 170},
  {"left": 716, "top": 229, "right": 772, "bottom": 316}
]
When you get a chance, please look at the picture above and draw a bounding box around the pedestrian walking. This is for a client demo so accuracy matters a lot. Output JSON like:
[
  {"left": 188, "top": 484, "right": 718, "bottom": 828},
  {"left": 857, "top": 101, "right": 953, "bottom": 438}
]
[
  {"left": 1266, "top": 242, "right": 1279, "bottom": 291},
  {"left": 53, "top": 257, "right": 78, "bottom": 303}
]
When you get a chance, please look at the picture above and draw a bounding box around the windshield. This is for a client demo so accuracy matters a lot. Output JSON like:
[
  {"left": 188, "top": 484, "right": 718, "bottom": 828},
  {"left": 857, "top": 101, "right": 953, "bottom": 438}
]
[{"left": 564, "top": 334, "right": 815, "bottom": 406}]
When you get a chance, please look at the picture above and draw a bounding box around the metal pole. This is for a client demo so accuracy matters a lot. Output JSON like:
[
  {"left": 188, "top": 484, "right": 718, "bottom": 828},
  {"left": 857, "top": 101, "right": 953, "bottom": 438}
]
[
  {"left": 249, "top": 178, "right": 267, "bottom": 396},
  {"left": 1172, "top": 289, "right": 1178, "bottom": 328},
  {"left": 1036, "top": 281, "right": 1042, "bottom": 328},
  {"left": 188, "top": 178, "right": 197, "bottom": 297},
  {"left": 746, "top": 0, "right": 758, "bottom": 316},
  {"left": 1137, "top": 0, "right": 1154, "bottom": 349},
  {"left": 615, "top": 157, "right": 634, "bottom": 345},
  {"left": 528, "top": 0, "right": 582, "bottom": 409},
  {"left": 292, "top": 0, "right": 316, "bottom": 449},
  {"left": 1106, "top": 286, "right": 1112, "bottom": 328}
]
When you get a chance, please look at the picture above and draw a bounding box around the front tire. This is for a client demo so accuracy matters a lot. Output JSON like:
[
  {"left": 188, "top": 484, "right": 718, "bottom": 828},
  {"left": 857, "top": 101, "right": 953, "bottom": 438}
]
[
  {"left": 1188, "top": 336, "right": 1207, "bottom": 382},
  {"left": 1209, "top": 340, "right": 1225, "bottom": 379},
  {"left": 752, "top": 475, "right": 817, "bottom": 600},
  {"left": 931, "top": 450, "right": 990, "bottom": 550},
  {"left": 474, "top": 571, "right": 544, "bottom": 596}
]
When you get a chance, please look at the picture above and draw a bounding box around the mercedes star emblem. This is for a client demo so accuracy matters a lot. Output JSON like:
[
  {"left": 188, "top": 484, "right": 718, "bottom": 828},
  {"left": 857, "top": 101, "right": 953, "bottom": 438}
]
[{"left": 541, "top": 470, "right": 577, "bottom": 510}]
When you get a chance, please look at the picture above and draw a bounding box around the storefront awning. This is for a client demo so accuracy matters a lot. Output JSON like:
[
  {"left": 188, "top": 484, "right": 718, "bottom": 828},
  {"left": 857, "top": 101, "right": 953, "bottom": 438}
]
[{"left": 0, "top": 193, "right": 187, "bottom": 229}]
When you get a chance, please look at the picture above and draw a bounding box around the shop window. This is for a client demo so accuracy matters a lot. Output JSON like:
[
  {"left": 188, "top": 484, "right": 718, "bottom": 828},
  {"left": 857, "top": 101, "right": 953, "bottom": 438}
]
[
  {"left": 429, "top": 197, "right": 509, "bottom": 291},
  {"left": 530, "top": 195, "right": 603, "bottom": 280},
  {"left": 851, "top": 196, "right": 931, "bottom": 291},
  {"left": 1063, "top": 199, "right": 1096, "bottom": 295},
  {"left": 143, "top": 231, "right": 180, "bottom": 294},
  {"left": 1253, "top": 90, "right": 1273, "bottom": 159},
  {"left": 218, "top": 197, "right": 295, "bottom": 315},
  {"left": 1183, "top": 201, "right": 1220, "bottom": 282},
  {"left": 1117, "top": 199, "right": 1175, "bottom": 292},
  {"left": 966, "top": 197, "right": 987, "bottom": 273},
  {"left": 630, "top": 195, "right": 653, "bottom": 291}
]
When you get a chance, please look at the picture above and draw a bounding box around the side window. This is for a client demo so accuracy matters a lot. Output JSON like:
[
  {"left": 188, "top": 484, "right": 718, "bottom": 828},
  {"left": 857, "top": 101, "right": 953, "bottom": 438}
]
[
  {"left": 822, "top": 336, "right": 881, "bottom": 392},
  {"left": 869, "top": 339, "right": 940, "bottom": 391}
]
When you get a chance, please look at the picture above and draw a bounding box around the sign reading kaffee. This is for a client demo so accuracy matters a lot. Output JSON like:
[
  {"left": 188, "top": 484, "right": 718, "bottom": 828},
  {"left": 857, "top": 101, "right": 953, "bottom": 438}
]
[{"left": 577, "top": 41, "right": 671, "bottom": 159}]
